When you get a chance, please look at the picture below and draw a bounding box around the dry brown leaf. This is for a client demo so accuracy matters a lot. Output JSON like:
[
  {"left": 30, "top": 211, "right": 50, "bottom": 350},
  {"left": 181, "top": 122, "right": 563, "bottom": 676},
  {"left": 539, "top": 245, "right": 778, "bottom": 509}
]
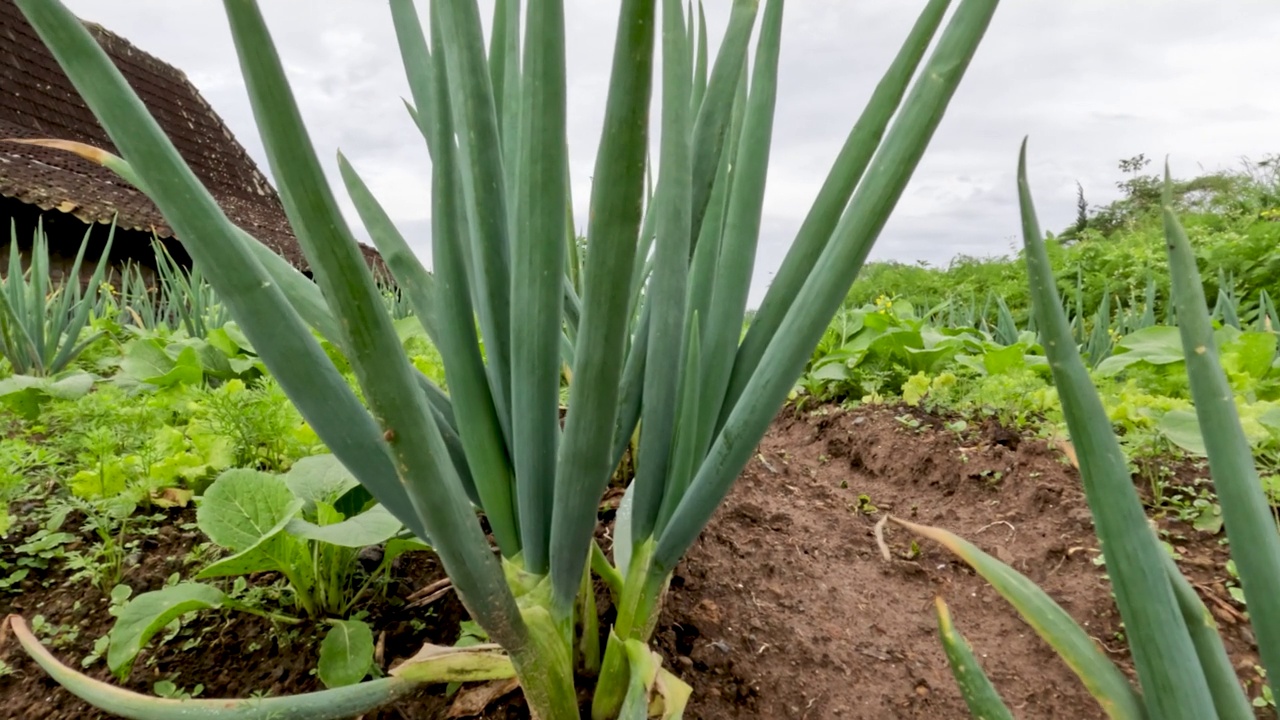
[
  {"left": 447, "top": 677, "right": 520, "bottom": 718},
  {"left": 151, "top": 487, "right": 194, "bottom": 508},
  {"left": 1056, "top": 438, "right": 1079, "bottom": 469}
]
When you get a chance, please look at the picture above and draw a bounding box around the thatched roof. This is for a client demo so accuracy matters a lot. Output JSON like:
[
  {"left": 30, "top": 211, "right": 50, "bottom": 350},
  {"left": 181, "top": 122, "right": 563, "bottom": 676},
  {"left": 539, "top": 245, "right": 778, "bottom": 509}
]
[{"left": 0, "top": 3, "right": 383, "bottom": 274}]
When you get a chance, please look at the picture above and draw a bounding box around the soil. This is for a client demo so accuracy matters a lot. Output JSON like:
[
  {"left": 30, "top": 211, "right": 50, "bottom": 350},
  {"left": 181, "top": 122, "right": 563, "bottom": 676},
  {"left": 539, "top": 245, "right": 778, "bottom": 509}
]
[{"left": 0, "top": 403, "right": 1268, "bottom": 719}]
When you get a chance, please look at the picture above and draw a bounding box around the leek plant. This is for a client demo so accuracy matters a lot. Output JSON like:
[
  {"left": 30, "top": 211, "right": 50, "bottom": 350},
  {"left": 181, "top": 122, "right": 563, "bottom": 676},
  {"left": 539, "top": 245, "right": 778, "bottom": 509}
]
[
  {"left": 99, "top": 241, "right": 228, "bottom": 334},
  {"left": 892, "top": 142, "right": 1280, "bottom": 718},
  {"left": 99, "top": 260, "right": 164, "bottom": 330},
  {"left": 0, "top": 219, "right": 114, "bottom": 376},
  {"left": 6, "top": 0, "right": 998, "bottom": 717},
  {"left": 150, "top": 239, "right": 228, "bottom": 337}
]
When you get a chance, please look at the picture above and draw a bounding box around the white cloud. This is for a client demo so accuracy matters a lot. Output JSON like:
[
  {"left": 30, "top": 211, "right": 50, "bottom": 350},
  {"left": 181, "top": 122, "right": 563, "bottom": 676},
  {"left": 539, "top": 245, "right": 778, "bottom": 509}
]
[{"left": 57, "top": 1, "right": 1280, "bottom": 305}]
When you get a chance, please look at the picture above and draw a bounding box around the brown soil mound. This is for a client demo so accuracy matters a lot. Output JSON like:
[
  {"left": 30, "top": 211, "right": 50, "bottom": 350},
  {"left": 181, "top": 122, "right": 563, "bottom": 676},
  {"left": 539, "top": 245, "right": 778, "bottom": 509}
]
[{"left": 652, "top": 405, "right": 1262, "bottom": 718}]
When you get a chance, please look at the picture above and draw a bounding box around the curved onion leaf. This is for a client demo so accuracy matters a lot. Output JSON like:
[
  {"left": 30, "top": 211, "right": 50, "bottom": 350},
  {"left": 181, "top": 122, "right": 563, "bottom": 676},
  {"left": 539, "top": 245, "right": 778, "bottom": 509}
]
[
  {"left": 890, "top": 516, "right": 1145, "bottom": 719},
  {"left": 335, "top": 153, "right": 439, "bottom": 344},
  {"left": 629, "top": 0, "right": 696, "bottom": 545},
  {"left": 724, "top": 0, "right": 953, "bottom": 418},
  {"left": 7, "top": 615, "right": 411, "bottom": 720},
  {"left": 8, "top": 615, "right": 515, "bottom": 720},
  {"left": 1159, "top": 553, "right": 1254, "bottom": 719},
  {"left": 1160, "top": 161, "right": 1280, "bottom": 696},
  {"left": 506, "top": 0, "right": 570, "bottom": 578},
  {"left": 934, "top": 597, "right": 1015, "bottom": 720},
  {"left": 549, "top": 0, "right": 658, "bottom": 615},
  {"left": 697, "top": 0, "right": 783, "bottom": 450},
  {"left": 219, "top": 0, "right": 520, "bottom": 649},
  {"left": 404, "top": 0, "right": 523, "bottom": 558},
  {"left": 431, "top": 0, "right": 515, "bottom": 435},
  {"left": 1018, "top": 139, "right": 1214, "bottom": 718},
  {"left": 656, "top": 0, "right": 1002, "bottom": 578}
]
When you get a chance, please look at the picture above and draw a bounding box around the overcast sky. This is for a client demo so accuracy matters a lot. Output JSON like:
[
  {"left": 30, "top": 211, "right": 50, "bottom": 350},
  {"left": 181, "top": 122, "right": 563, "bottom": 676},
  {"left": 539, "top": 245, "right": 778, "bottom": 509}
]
[{"left": 60, "top": 1, "right": 1280, "bottom": 307}]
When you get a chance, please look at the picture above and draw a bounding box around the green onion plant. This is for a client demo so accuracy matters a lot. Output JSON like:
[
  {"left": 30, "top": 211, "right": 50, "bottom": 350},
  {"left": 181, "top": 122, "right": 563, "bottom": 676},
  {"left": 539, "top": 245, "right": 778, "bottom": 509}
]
[
  {"left": 0, "top": 218, "right": 114, "bottom": 376},
  {"left": 892, "top": 141, "right": 1280, "bottom": 719},
  {"left": 98, "top": 260, "right": 163, "bottom": 330},
  {"left": 150, "top": 239, "right": 228, "bottom": 337},
  {"left": 5, "top": 0, "right": 998, "bottom": 717}
]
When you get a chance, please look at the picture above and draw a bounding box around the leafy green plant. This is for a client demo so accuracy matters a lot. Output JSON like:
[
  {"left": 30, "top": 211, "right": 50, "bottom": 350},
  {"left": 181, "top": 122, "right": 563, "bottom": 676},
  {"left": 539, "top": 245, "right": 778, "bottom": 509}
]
[
  {"left": 800, "top": 299, "right": 985, "bottom": 401},
  {"left": 0, "top": 218, "right": 114, "bottom": 376},
  {"left": 115, "top": 333, "right": 256, "bottom": 389},
  {"left": 152, "top": 680, "right": 204, "bottom": 700},
  {"left": 191, "top": 377, "right": 316, "bottom": 470},
  {"left": 797, "top": 293, "right": 1057, "bottom": 405},
  {"left": 61, "top": 496, "right": 134, "bottom": 595},
  {"left": 316, "top": 619, "right": 377, "bottom": 689},
  {"left": 196, "top": 456, "right": 414, "bottom": 617},
  {"left": 102, "top": 456, "right": 424, "bottom": 685},
  {"left": 8, "top": 0, "right": 998, "bottom": 715},
  {"left": 0, "top": 370, "right": 94, "bottom": 420},
  {"left": 891, "top": 143, "right": 1280, "bottom": 717},
  {"left": 150, "top": 239, "right": 229, "bottom": 338},
  {"left": 35, "top": 384, "right": 216, "bottom": 512},
  {"left": 0, "top": 450, "right": 21, "bottom": 538},
  {"left": 1, "top": 507, "right": 77, "bottom": 593}
]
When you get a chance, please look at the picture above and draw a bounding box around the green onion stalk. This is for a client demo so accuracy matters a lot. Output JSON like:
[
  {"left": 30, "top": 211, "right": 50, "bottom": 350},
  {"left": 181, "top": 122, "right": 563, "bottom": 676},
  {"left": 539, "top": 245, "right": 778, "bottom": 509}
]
[
  {"left": 888, "top": 142, "right": 1280, "bottom": 719},
  {"left": 9, "top": 0, "right": 998, "bottom": 716},
  {"left": 0, "top": 216, "right": 114, "bottom": 376}
]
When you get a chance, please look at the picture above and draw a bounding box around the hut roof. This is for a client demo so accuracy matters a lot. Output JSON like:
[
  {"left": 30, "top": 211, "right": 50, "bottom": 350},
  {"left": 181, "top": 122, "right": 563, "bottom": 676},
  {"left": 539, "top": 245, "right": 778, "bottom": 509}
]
[{"left": 0, "top": 3, "right": 384, "bottom": 273}]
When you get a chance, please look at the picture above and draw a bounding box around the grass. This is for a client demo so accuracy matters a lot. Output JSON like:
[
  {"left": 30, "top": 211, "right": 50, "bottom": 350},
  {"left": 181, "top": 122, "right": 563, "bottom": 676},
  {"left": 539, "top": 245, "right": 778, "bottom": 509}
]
[{"left": 844, "top": 155, "right": 1280, "bottom": 332}]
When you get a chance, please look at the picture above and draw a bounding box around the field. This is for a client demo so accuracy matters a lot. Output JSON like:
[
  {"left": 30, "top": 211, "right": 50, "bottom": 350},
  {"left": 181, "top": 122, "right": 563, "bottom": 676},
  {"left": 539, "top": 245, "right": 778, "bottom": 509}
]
[
  {"left": 5, "top": 1, "right": 1280, "bottom": 717},
  {"left": 2, "top": 155, "right": 1279, "bottom": 718}
]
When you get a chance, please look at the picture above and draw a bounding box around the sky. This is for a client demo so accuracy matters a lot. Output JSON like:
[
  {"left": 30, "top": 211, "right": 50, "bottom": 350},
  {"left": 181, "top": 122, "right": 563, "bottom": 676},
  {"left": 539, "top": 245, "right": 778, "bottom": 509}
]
[{"left": 60, "top": 1, "right": 1280, "bottom": 307}]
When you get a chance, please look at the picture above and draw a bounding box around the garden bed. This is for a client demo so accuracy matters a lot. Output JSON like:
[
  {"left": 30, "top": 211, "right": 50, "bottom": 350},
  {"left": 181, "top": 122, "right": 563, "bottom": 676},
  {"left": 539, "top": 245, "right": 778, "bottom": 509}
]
[{"left": 1, "top": 404, "right": 1266, "bottom": 719}]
